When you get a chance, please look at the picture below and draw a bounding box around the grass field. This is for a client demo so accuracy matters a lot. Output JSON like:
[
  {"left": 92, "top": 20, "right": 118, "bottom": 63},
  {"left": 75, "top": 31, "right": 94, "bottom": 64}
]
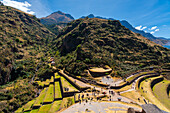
[
  {"left": 55, "top": 81, "right": 62, "bottom": 99},
  {"left": 49, "top": 100, "right": 62, "bottom": 113},
  {"left": 153, "top": 80, "right": 170, "bottom": 111},
  {"left": 22, "top": 99, "right": 36, "bottom": 111},
  {"left": 139, "top": 76, "right": 170, "bottom": 112},
  {"left": 34, "top": 87, "right": 48, "bottom": 106},
  {"left": 43, "top": 84, "right": 54, "bottom": 103},
  {"left": 30, "top": 109, "right": 39, "bottom": 113},
  {"left": 60, "top": 76, "right": 78, "bottom": 92},
  {"left": 15, "top": 108, "right": 23, "bottom": 113},
  {"left": 37, "top": 104, "right": 52, "bottom": 113}
]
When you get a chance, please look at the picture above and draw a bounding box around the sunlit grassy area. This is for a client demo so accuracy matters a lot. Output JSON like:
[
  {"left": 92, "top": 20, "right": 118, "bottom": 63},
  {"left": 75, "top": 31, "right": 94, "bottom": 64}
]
[
  {"left": 15, "top": 108, "right": 23, "bottom": 113},
  {"left": 37, "top": 104, "right": 52, "bottom": 113},
  {"left": 34, "top": 87, "right": 48, "bottom": 106},
  {"left": 60, "top": 96, "right": 75, "bottom": 109},
  {"left": 60, "top": 76, "right": 78, "bottom": 92},
  {"left": 43, "top": 84, "right": 54, "bottom": 103},
  {"left": 153, "top": 80, "right": 170, "bottom": 111},
  {"left": 114, "top": 84, "right": 132, "bottom": 92},
  {"left": 44, "top": 79, "right": 50, "bottom": 86},
  {"left": 54, "top": 81, "right": 62, "bottom": 99},
  {"left": 49, "top": 100, "right": 62, "bottom": 113},
  {"left": 23, "top": 99, "right": 36, "bottom": 111},
  {"left": 30, "top": 108, "right": 39, "bottom": 113},
  {"left": 55, "top": 73, "right": 60, "bottom": 79},
  {"left": 120, "top": 91, "right": 145, "bottom": 104},
  {"left": 50, "top": 76, "right": 54, "bottom": 83},
  {"left": 139, "top": 76, "right": 170, "bottom": 112}
]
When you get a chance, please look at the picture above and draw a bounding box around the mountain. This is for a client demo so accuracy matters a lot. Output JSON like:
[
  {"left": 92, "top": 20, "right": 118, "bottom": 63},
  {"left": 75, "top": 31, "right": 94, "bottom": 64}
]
[
  {"left": 120, "top": 20, "right": 170, "bottom": 45},
  {"left": 81, "top": 14, "right": 170, "bottom": 46},
  {"left": 53, "top": 18, "right": 170, "bottom": 77},
  {"left": 40, "top": 11, "right": 74, "bottom": 25},
  {"left": 0, "top": 5, "right": 58, "bottom": 112},
  {"left": 0, "top": 5, "right": 56, "bottom": 85}
]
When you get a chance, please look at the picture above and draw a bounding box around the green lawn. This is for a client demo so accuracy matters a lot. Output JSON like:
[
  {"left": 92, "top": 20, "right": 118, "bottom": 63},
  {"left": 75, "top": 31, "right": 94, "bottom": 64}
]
[
  {"left": 30, "top": 109, "right": 39, "bottom": 113},
  {"left": 43, "top": 84, "right": 54, "bottom": 103},
  {"left": 55, "top": 81, "right": 62, "bottom": 99},
  {"left": 153, "top": 80, "right": 170, "bottom": 111},
  {"left": 60, "top": 76, "right": 78, "bottom": 92},
  {"left": 37, "top": 104, "right": 52, "bottom": 113},
  {"left": 34, "top": 87, "right": 48, "bottom": 106},
  {"left": 23, "top": 99, "right": 36, "bottom": 111},
  {"left": 48, "top": 100, "right": 62, "bottom": 113}
]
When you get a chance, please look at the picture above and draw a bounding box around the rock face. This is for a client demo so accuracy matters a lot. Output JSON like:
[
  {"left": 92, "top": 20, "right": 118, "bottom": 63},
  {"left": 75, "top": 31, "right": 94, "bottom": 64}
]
[
  {"left": 54, "top": 18, "right": 170, "bottom": 77},
  {"left": 0, "top": 5, "right": 56, "bottom": 84},
  {"left": 40, "top": 11, "right": 74, "bottom": 25}
]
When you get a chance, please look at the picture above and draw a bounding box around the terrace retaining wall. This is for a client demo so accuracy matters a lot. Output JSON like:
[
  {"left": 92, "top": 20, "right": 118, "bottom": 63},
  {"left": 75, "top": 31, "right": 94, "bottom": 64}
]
[{"left": 150, "top": 77, "right": 164, "bottom": 89}]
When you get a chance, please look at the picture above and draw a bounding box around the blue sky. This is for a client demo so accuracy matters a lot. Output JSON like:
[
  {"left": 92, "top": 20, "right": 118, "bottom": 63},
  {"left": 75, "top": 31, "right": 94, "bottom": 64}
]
[{"left": 1, "top": 0, "right": 170, "bottom": 38}]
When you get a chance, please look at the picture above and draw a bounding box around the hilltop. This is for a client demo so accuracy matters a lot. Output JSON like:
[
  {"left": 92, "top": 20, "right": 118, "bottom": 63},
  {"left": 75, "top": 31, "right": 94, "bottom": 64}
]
[
  {"left": 40, "top": 11, "right": 74, "bottom": 25},
  {"left": 53, "top": 18, "right": 170, "bottom": 77}
]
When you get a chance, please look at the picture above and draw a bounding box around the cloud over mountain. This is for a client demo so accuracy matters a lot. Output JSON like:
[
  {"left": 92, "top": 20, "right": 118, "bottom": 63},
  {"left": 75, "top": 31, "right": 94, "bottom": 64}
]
[{"left": 1, "top": 0, "right": 35, "bottom": 14}]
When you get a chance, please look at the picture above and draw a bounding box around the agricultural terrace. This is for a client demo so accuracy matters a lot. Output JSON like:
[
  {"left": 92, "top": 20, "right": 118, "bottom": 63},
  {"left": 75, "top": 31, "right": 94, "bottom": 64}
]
[
  {"left": 152, "top": 79, "right": 170, "bottom": 111},
  {"left": 60, "top": 76, "right": 78, "bottom": 92},
  {"left": 126, "top": 70, "right": 155, "bottom": 83},
  {"left": 139, "top": 76, "right": 170, "bottom": 112},
  {"left": 55, "top": 81, "right": 62, "bottom": 99},
  {"left": 43, "top": 84, "right": 54, "bottom": 103},
  {"left": 33, "top": 87, "right": 48, "bottom": 107}
]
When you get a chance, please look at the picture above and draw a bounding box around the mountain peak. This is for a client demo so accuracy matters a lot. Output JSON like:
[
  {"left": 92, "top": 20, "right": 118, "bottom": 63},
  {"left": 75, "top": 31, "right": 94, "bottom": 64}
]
[
  {"left": 40, "top": 11, "right": 74, "bottom": 24},
  {"left": 87, "top": 14, "right": 95, "bottom": 18}
]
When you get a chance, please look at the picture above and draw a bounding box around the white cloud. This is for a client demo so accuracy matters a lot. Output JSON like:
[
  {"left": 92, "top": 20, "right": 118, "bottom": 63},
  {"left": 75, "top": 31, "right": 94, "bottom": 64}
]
[
  {"left": 150, "top": 26, "right": 157, "bottom": 30},
  {"left": 135, "top": 25, "right": 142, "bottom": 30},
  {"left": 141, "top": 26, "right": 147, "bottom": 30},
  {"left": 1, "top": 0, "right": 35, "bottom": 15},
  {"left": 135, "top": 25, "right": 147, "bottom": 30},
  {"left": 150, "top": 31, "right": 155, "bottom": 34},
  {"left": 155, "top": 29, "right": 159, "bottom": 32}
]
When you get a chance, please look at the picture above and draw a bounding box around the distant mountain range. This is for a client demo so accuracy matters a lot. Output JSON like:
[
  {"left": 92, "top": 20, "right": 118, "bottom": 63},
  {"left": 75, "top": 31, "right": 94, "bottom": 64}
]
[
  {"left": 81, "top": 14, "right": 170, "bottom": 46},
  {"left": 40, "top": 11, "right": 170, "bottom": 46}
]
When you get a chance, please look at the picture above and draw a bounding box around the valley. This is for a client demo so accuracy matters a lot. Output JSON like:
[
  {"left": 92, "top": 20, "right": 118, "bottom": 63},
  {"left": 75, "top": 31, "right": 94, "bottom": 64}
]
[{"left": 0, "top": 2, "right": 170, "bottom": 113}]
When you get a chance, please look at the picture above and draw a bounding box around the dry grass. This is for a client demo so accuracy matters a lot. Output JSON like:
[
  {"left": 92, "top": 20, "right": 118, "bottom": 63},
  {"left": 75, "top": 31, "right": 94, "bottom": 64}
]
[
  {"left": 120, "top": 91, "right": 145, "bottom": 104},
  {"left": 139, "top": 77, "right": 170, "bottom": 112},
  {"left": 114, "top": 84, "right": 132, "bottom": 92},
  {"left": 153, "top": 80, "right": 170, "bottom": 111}
]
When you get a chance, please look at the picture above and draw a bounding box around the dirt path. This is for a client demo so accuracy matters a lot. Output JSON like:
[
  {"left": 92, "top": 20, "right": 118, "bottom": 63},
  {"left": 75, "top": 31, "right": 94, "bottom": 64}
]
[{"left": 60, "top": 70, "right": 136, "bottom": 103}]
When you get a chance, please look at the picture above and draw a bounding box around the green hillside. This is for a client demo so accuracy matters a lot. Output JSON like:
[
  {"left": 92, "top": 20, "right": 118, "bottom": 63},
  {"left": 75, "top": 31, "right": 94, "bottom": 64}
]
[
  {"left": 52, "top": 18, "right": 170, "bottom": 77},
  {"left": 0, "top": 5, "right": 57, "bottom": 85}
]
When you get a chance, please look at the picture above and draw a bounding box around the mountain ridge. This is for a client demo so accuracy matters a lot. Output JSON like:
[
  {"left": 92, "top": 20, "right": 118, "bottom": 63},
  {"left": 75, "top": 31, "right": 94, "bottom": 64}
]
[
  {"left": 39, "top": 11, "right": 170, "bottom": 46},
  {"left": 52, "top": 18, "right": 169, "bottom": 77}
]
